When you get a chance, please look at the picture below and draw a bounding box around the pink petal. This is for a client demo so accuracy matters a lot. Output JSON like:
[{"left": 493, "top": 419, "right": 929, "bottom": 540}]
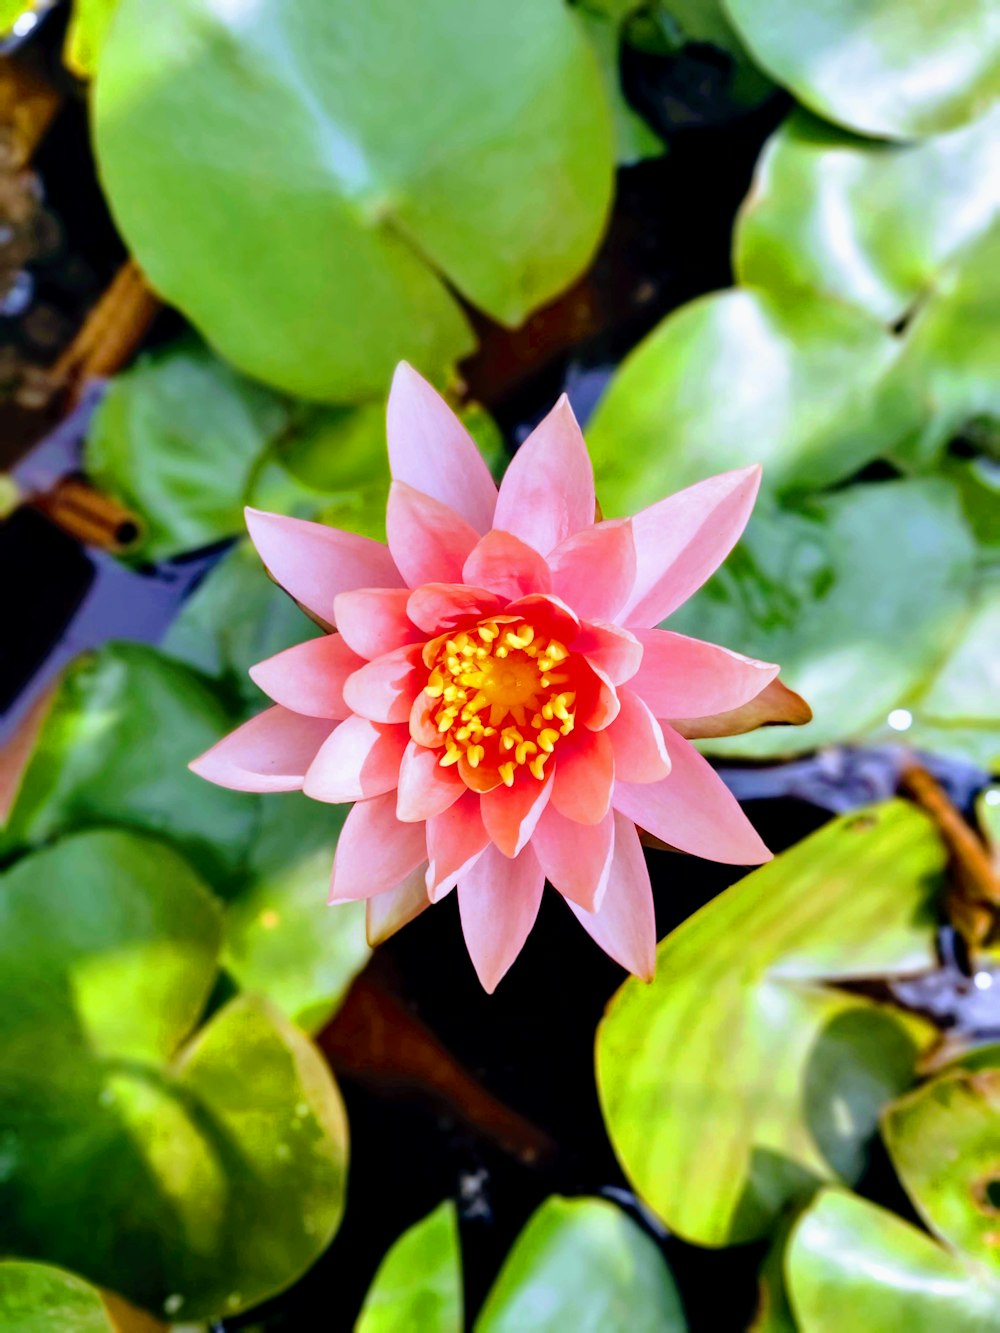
[
  {"left": 365, "top": 863, "right": 431, "bottom": 947},
  {"left": 407, "top": 583, "right": 504, "bottom": 635},
  {"left": 409, "top": 690, "right": 445, "bottom": 749},
  {"left": 189, "top": 706, "right": 333, "bottom": 792},
  {"left": 387, "top": 362, "right": 497, "bottom": 534},
  {"left": 630, "top": 629, "right": 779, "bottom": 719},
  {"left": 480, "top": 771, "right": 553, "bottom": 858},
  {"left": 458, "top": 843, "right": 545, "bottom": 992},
  {"left": 493, "top": 397, "right": 595, "bottom": 555},
  {"left": 249, "top": 633, "right": 363, "bottom": 719},
  {"left": 342, "top": 644, "right": 424, "bottom": 724},
  {"left": 329, "top": 792, "right": 427, "bottom": 901},
  {"left": 245, "top": 507, "right": 402, "bottom": 625},
  {"left": 462, "top": 529, "right": 553, "bottom": 601},
  {"left": 619, "top": 466, "right": 761, "bottom": 627},
  {"left": 672, "top": 677, "right": 813, "bottom": 739},
  {"left": 614, "top": 724, "right": 771, "bottom": 864},
  {"left": 548, "top": 520, "right": 637, "bottom": 622},
  {"left": 396, "top": 741, "right": 465, "bottom": 822},
  {"left": 607, "top": 688, "right": 671, "bottom": 783},
  {"left": 575, "top": 623, "right": 643, "bottom": 685},
  {"left": 550, "top": 729, "right": 614, "bottom": 825},
  {"left": 503, "top": 592, "right": 580, "bottom": 643},
  {"left": 333, "top": 588, "right": 422, "bottom": 660},
  {"left": 532, "top": 804, "right": 615, "bottom": 911},
  {"left": 303, "top": 716, "right": 407, "bottom": 803},
  {"left": 567, "top": 812, "right": 655, "bottom": 979},
  {"left": 386, "top": 482, "right": 481, "bottom": 588},
  {"left": 426, "top": 792, "right": 491, "bottom": 901}
]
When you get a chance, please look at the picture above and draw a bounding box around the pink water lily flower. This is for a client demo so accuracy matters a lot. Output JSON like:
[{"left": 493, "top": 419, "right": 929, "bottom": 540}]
[{"left": 192, "top": 364, "right": 810, "bottom": 991}]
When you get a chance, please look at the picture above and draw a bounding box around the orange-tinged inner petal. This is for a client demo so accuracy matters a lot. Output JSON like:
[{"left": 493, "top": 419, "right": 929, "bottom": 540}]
[{"left": 422, "top": 617, "right": 578, "bottom": 785}]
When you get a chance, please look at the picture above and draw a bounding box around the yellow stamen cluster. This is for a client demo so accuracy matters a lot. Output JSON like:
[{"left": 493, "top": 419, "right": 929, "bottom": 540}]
[{"left": 424, "top": 619, "right": 577, "bottom": 784}]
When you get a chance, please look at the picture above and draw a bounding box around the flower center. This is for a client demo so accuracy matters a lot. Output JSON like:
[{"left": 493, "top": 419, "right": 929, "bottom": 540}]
[{"left": 424, "top": 618, "right": 577, "bottom": 785}]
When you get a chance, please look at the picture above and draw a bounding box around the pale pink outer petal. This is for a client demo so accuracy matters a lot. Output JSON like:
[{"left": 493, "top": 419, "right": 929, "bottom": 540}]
[
  {"left": 342, "top": 644, "right": 424, "bottom": 723},
  {"left": 671, "top": 677, "right": 812, "bottom": 739},
  {"left": 493, "top": 397, "right": 595, "bottom": 555},
  {"left": 567, "top": 812, "right": 655, "bottom": 980},
  {"left": 426, "top": 791, "right": 491, "bottom": 901},
  {"left": 619, "top": 466, "right": 761, "bottom": 627},
  {"left": 387, "top": 362, "right": 497, "bottom": 533},
  {"left": 550, "top": 730, "right": 614, "bottom": 825},
  {"left": 386, "top": 481, "right": 481, "bottom": 588},
  {"left": 407, "top": 584, "right": 504, "bottom": 634},
  {"left": 531, "top": 804, "right": 615, "bottom": 912},
  {"left": 480, "top": 771, "right": 553, "bottom": 858},
  {"left": 462, "top": 529, "right": 553, "bottom": 601},
  {"left": 303, "top": 716, "right": 407, "bottom": 803},
  {"left": 248, "top": 634, "right": 363, "bottom": 719},
  {"left": 365, "top": 862, "right": 431, "bottom": 947},
  {"left": 614, "top": 723, "right": 771, "bottom": 864},
  {"left": 575, "top": 623, "right": 643, "bottom": 685},
  {"left": 607, "top": 688, "right": 671, "bottom": 783},
  {"left": 245, "top": 508, "right": 403, "bottom": 624},
  {"left": 333, "top": 588, "right": 422, "bottom": 660},
  {"left": 396, "top": 741, "right": 465, "bottom": 822},
  {"left": 458, "top": 843, "right": 545, "bottom": 992},
  {"left": 630, "top": 628, "right": 779, "bottom": 720},
  {"left": 548, "top": 520, "right": 637, "bottom": 622},
  {"left": 329, "top": 792, "right": 428, "bottom": 901},
  {"left": 189, "top": 706, "right": 333, "bottom": 792}
]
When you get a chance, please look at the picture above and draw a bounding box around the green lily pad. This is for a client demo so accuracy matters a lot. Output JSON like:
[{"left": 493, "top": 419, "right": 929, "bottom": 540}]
[
  {"left": 575, "top": 9, "right": 665, "bottom": 165},
  {"left": 84, "top": 339, "right": 292, "bottom": 563},
  {"left": 668, "top": 479, "right": 977, "bottom": 759},
  {"left": 0, "top": 1262, "right": 116, "bottom": 1332},
  {"left": 223, "top": 792, "right": 368, "bottom": 1034},
  {"left": 786, "top": 1189, "right": 1000, "bottom": 1331},
  {"left": 723, "top": 0, "right": 1000, "bottom": 139},
  {"left": 586, "top": 287, "right": 912, "bottom": 514},
  {"left": 0, "top": 829, "right": 348, "bottom": 1321},
  {"left": 475, "top": 1196, "right": 686, "bottom": 1332},
  {"left": 356, "top": 1201, "right": 463, "bottom": 1333},
  {"left": 0, "top": 643, "right": 255, "bottom": 889},
  {"left": 735, "top": 109, "right": 1000, "bottom": 325},
  {"left": 596, "top": 801, "right": 942, "bottom": 1246},
  {"left": 623, "top": 0, "right": 773, "bottom": 106},
  {"left": 883, "top": 1051, "right": 1000, "bottom": 1274},
  {"left": 93, "top": 0, "right": 614, "bottom": 401},
  {"left": 63, "top": 0, "right": 120, "bottom": 77}
]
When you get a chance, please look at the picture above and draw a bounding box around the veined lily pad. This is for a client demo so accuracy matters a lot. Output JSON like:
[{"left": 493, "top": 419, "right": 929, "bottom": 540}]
[{"left": 597, "top": 802, "right": 942, "bottom": 1246}]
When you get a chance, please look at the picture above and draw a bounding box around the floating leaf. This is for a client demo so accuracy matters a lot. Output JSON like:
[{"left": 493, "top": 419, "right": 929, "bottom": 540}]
[
  {"left": 736, "top": 109, "right": 1000, "bottom": 325},
  {"left": 624, "top": 0, "right": 773, "bottom": 106},
  {"left": 0, "top": 830, "right": 348, "bottom": 1321},
  {"left": 63, "top": 0, "right": 120, "bottom": 78},
  {"left": 786, "top": 1189, "right": 1000, "bottom": 1331},
  {"left": 356, "top": 1202, "right": 463, "bottom": 1333},
  {"left": 0, "top": 643, "right": 255, "bottom": 889},
  {"left": 575, "top": 9, "right": 665, "bottom": 165},
  {"left": 724, "top": 0, "right": 1000, "bottom": 139},
  {"left": 883, "top": 1050, "right": 1000, "bottom": 1274},
  {"left": 94, "top": 0, "right": 614, "bottom": 401},
  {"left": 475, "top": 1196, "right": 686, "bottom": 1332},
  {"left": 0, "top": 1261, "right": 117, "bottom": 1332},
  {"left": 596, "top": 802, "right": 942, "bottom": 1246},
  {"left": 668, "top": 479, "right": 977, "bottom": 759},
  {"left": 586, "top": 287, "right": 911, "bottom": 514}
]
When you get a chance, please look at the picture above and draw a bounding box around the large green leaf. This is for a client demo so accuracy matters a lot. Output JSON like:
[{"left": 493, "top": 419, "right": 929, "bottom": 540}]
[
  {"left": 596, "top": 802, "right": 942, "bottom": 1246},
  {"left": 668, "top": 479, "right": 977, "bottom": 759},
  {"left": 84, "top": 339, "right": 292, "bottom": 562},
  {"left": 735, "top": 109, "right": 1000, "bottom": 325},
  {"left": 0, "top": 830, "right": 348, "bottom": 1321},
  {"left": 786, "top": 1190, "right": 1000, "bottom": 1331},
  {"left": 574, "top": 9, "right": 665, "bottom": 165},
  {"left": 586, "top": 287, "right": 912, "bottom": 514},
  {"left": 0, "top": 643, "right": 255, "bottom": 889},
  {"left": 883, "top": 1050, "right": 1000, "bottom": 1275},
  {"left": 355, "top": 1201, "right": 463, "bottom": 1333},
  {"left": 475, "top": 1196, "right": 686, "bottom": 1332},
  {"left": 223, "top": 792, "right": 368, "bottom": 1034},
  {"left": 0, "top": 1262, "right": 115, "bottom": 1333},
  {"left": 93, "top": 0, "right": 614, "bottom": 401},
  {"left": 722, "top": 0, "right": 1000, "bottom": 139}
]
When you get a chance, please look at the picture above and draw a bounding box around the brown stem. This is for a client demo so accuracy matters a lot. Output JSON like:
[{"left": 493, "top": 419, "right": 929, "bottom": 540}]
[
  {"left": 31, "top": 476, "right": 143, "bottom": 552},
  {"left": 0, "top": 55, "right": 61, "bottom": 168}
]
